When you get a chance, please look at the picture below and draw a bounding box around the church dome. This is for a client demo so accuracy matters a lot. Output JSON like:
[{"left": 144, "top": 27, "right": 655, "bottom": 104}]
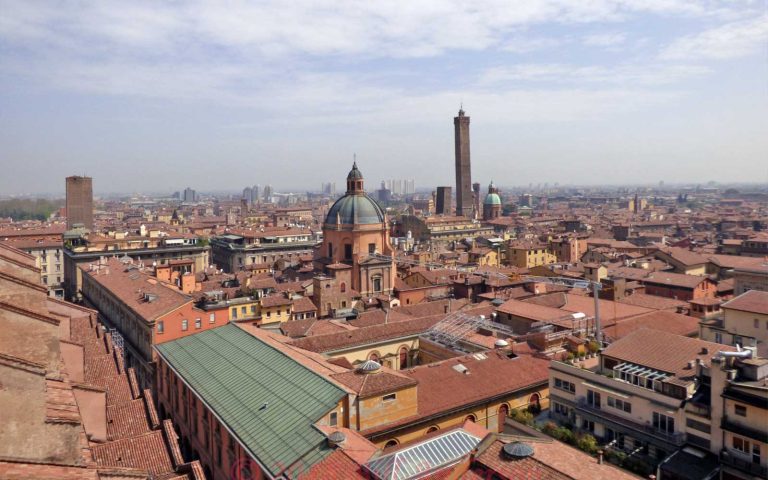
[
  {"left": 325, "top": 162, "right": 386, "bottom": 226},
  {"left": 325, "top": 194, "right": 386, "bottom": 225},
  {"left": 484, "top": 192, "right": 501, "bottom": 206}
]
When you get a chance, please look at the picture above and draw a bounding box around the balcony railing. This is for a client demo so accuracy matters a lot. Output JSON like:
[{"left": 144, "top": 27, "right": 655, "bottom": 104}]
[
  {"left": 575, "top": 397, "right": 686, "bottom": 446},
  {"left": 685, "top": 403, "right": 711, "bottom": 419},
  {"left": 720, "top": 451, "right": 768, "bottom": 477}
]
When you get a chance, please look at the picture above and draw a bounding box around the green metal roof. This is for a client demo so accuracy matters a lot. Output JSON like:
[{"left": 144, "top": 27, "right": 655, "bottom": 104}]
[{"left": 155, "top": 324, "right": 346, "bottom": 478}]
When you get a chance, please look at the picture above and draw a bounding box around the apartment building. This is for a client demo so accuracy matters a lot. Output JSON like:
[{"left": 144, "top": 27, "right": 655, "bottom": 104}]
[
  {"left": 210, "top": 227, "right": 318, "bottom": 273},
  {"left": 549, "top": 328, "right": 767, "bottom": 479},
  {"left": 700, "top": 290, "right": 768, "bottom": 356}
]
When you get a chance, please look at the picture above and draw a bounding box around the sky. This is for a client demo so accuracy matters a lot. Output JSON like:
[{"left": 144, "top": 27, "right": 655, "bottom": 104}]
[{"left": 1, "top": 1, "right": 767, "bottom": 195}]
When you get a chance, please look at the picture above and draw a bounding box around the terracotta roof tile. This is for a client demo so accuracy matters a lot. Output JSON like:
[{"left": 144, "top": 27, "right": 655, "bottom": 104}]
[
  {"left": 722, "top": 290, "right": 768, "bottom": 315},
  {"left": 602, "top": 328, "right": 736, "bottom": 382},
  {"left": 403, "top": 352, "right": 549, "bottom": 418},
  {"left": 91, "top": 430, "right": 175, "bottom": 476}
]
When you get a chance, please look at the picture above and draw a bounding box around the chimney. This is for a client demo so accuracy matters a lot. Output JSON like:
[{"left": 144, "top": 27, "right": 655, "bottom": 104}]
[{"left": 597, "top": 450, "right": 603, "bottom": 465}]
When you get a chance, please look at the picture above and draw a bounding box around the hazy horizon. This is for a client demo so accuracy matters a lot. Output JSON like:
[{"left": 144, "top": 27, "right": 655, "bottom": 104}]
[{"left": 2, "top": 1, "right": 767, "bottom": 195}]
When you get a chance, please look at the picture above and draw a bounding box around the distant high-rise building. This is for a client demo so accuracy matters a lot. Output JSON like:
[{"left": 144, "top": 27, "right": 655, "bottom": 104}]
[
  {"left": 435, "top": 186, "right": 452, "bottom": 215},
  {"left": 182, "top": 187, "right": 197, "bottom": 203},
  {"left": 377, "top": 181, "right": 392, "bottom": 203},
  {"left": 454, "top": 108, "right": 472, "bottom": 217},
  {"left": 321, "top": 182, "right": 336, "bottom": 196},
  {"left": 242, "top": 186, "right": 253, "bottom": 204},
  {"left": 66, "top": 176, "right": 93, "bottom": 230},
  {"left": 263, "top": 185, "right": 273, "bottom": 202},
  {"left": 252, "top": 185, "right": 260, "bottom": 203}
]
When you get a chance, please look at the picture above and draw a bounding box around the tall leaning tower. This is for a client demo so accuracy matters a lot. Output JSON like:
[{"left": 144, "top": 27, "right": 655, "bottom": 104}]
[{"left": 454, "top": 108, "right": 473, "bottom": 217}]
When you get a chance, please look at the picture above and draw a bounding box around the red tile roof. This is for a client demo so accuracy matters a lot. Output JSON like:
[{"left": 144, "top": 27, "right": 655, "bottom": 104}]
[
  {"left": 722, "top": 290, "right": 768, "bottom": 315},
  {"left": 602, "top": 328, "right": 736, "bottom": 382},
  {"left": 403, "top": 351, "right": 549, "bottom": 417}
]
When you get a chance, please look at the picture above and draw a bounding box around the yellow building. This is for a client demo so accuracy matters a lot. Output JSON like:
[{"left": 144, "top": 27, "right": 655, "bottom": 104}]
[
  {"left": 328, "top": 352, "right": 550, "bottom": 449},
  {"left": 507, "top": 240, "right": 556, "bottom": 268}
]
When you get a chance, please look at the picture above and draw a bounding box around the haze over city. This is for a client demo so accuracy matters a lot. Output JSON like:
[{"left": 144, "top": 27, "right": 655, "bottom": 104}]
[{"left": 1, "top": 1, "right": 767, "bottom": 194}]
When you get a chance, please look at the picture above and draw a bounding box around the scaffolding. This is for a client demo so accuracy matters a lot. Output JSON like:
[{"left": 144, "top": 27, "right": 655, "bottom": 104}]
[
  {"left": 110, "top": 328, "right": 125, "bottom": 363},
  {"left": 424, "top": 311, "right": 517, "bottom": 351}
]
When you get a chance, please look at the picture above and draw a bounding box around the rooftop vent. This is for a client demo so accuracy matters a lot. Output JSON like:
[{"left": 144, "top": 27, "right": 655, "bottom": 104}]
[
  {"left": 356, "top": 360, "right": 381, "bottom": 374},
  {"left": 494, "top": 339, "right": 509, "bottom": 348},
  {"left": 327, "top": 431, "right": 346, "bottom": 447},
  {"left": 452, "top": 364, "right": 469, "bottom": 375},
  {"left": 502, "top": 442, "right": 534, "bottom": 460}
]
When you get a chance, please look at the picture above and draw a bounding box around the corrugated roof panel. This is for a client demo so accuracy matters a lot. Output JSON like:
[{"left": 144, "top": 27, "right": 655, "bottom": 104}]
[{"left": 156, "top": 324, "right": 346, "bottom": 478}]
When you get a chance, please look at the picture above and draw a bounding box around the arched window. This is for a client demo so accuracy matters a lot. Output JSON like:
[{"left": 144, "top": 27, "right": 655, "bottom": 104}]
[
  {"left": 528, "top": 393, "right": 541, "bottom": 413},
  {"left": 384, "top": 439, "right": 399, "bottom": 449},
  {"left": 368, "top": 352, "right": 380, "bottom": 362},
  {"left": 399, "top": 347, "right": 408, "bottom": 370},
  {"left": 498, "top": 404, "right": 509, "bottom": 433},
  {"left": 340, "top": 282, "right": 346, "bottom": 293},
  {"left": 426, "top": 426, "right": 439, "bottom": 434},
  {"left": 465, "top": 414, "right": 477, "bottom": 423}
]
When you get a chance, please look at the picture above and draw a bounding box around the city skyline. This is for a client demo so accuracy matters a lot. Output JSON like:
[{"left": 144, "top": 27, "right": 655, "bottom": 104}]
[{"left": 1, "top": 1, "right": 767, "bottom": 194}]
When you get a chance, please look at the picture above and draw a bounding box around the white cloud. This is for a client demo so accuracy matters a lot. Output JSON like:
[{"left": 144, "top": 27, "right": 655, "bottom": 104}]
[
  {"left": 660, "top": 15, "right": 768, "bottom": 60},
  {"left": 0, "top": 0, "right": 754, "bottom": 59},
  {"left": 582, "top": 32, "right": 627, "bottom": 46},
  {"left": 477, "top": 63, "right": 710, "bottom": 86}
]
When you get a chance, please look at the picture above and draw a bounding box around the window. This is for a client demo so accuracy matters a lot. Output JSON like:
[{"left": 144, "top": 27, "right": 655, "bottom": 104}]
[
  {"left": 329, "top": 412, "right": 338, "bottom": 427},
  {"left": 554, "top": 378, "right": 576, "bottom": 393},
  {"left": 587, "top": 390, "right": 601, "bottom": 409},
  {"left": 653, "top": 412, "right": 675, "bottom": 434},
  {"left": 209, "top": 313, "right": 216, "bottom": 324},
  {"left": 344, "top": 244, "right": 353, "bottom": 260},
  {"left": 373, "top": 277, "right": 382, "bottom": 293},
  {"left": 368, "top": 243, "right": 376, "bottom": 254},
  {"left": 383, "top": 393, "right": 396, "bottom": 402},
  {"left": 553, "top": 402, "right": 571, "bottom": 416},
  {"left": 231, "top": 308, "right": 238, "bottom": 319},
  {"left": 277, "top": 309, "right": 281, "bottom": 316},
  {"left": 735, "top": 404, "right": 747, "bottom": 417},
  {"left": 399, "top": 347, "right": 408, "bottom": 370},
  {"left": 686, "top": 418, "right": 710, "bottom": 433},
  {"left": 251, "top": 305, "right": 257, "bottom": 314},
  {"left": 607, "top": 397, "right": 632, "bottom": 413},
  {"left": 195, "top": 318, "right": 201, "bottom": 329},
  {"left": 755, "top": 319, "right": 759, "bottom": 329},
  {"left": 582, "top": 419, "right": 595, "bottom": 432},
  {"left": 753, "top": 444, "right": 761, "bottom": 465},
  {"left": 266, "top": 310, "right": 271, "bottom": 318},
  {"left": 182, "top": 319, "right": 188, "bottom": 331},
  {"left": 340, "top": 282, "right": 346, "bottom": 293},
  {"left": 715, "top": 332, "right": 723, "bottom": 344},
  {"left": 733, "top": 436, "right": 750, "bottom": 454},
  {"left": 241, "top": 306, "right": 246, "bottom": 315},
  {"left": 157, "top": 321, "right": 164, "bottom": 333},
  {"left": 328, "top": 243, "right": 333, "bottom": 258}
]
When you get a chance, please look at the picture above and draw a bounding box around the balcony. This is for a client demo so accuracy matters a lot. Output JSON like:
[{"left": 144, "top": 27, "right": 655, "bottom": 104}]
[
  {"left": 684, "top": 403, "right": 711, "bottom": 419},
  {"left": 720, "top": 451, "right": 768, "bottom": 478},
  {"left": 575, "top": 397, "right": 686, "bottom": 447},
  {"left": 721, "top": 416, "right": 768, "bottom": 444}
]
